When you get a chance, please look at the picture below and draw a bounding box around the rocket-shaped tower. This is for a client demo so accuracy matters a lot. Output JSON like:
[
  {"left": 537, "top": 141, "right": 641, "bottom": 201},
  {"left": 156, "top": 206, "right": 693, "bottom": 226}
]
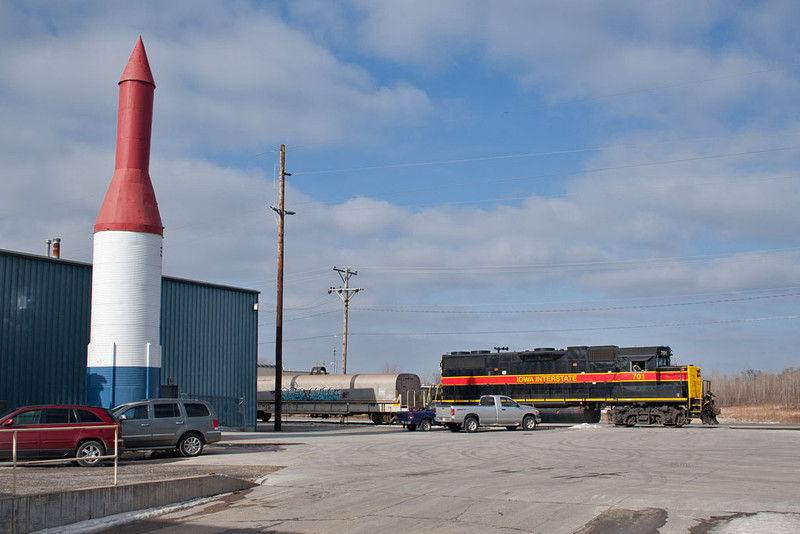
[{"left": 87, "top": 37, "right": 163, "bottom": 408}]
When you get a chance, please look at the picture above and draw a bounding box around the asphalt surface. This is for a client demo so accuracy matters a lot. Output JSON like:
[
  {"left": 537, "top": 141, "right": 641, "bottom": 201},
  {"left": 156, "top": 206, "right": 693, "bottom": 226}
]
[{"left": 4, "top": 420, "right": 800, "bottom": 533}]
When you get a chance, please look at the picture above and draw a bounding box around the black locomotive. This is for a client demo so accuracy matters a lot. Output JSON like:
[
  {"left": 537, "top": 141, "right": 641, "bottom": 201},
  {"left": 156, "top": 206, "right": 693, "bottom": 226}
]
[{"left": 440, "top": 345, "right": 719, "bottom": 426}]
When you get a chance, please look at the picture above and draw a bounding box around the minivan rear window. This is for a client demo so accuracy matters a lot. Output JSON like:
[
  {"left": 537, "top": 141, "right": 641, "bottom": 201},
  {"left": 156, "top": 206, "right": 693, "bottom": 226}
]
[
  {"left": 184, "top": 403, "right": 210, "bottom": 417},
  {"left": 153, "top": 403, "right": 181, "bottom": 418}
]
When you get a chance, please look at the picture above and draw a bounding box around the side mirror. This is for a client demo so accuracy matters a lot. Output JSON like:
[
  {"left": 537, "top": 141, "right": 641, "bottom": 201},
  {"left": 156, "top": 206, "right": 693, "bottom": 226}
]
[
  {"left": 118, "top": 414, "right": 127, "bottom": 421},
  {"left": 1, "top": 419, "right": 12, "bottom": 426}
]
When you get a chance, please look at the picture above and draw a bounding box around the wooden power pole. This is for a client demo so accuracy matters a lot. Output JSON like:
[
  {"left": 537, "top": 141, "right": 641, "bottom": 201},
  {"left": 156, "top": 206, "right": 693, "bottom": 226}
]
[
  {"left": 271, "top": 145, "right": 294, "bottom": 431},
  {"left": 328, "top": 266, "right": 362, "bottom": 374}
]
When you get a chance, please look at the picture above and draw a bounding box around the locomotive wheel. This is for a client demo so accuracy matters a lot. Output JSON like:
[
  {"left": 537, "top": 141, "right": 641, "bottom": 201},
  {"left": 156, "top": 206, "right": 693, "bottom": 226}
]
[
  {"left": 625, "top": 415, "right": 636, "bottom": 427},
  {"left": 418, "top": 419, "right": 432, "bottom": 432},
  {"left": 464, "top": 417, "right": 479, "bottom": 433},
  {"left": 674, "top": 411, "right": 686, "bottom": 428}
]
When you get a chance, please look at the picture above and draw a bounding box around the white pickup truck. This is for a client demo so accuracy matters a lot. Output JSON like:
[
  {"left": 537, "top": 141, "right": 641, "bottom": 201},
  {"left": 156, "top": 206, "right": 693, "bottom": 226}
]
[{"left": 435, "top": 395, "right": 541, "bottom": 433}]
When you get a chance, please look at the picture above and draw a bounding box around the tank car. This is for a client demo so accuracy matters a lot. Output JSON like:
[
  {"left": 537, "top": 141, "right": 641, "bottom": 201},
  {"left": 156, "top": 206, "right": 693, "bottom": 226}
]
[{"left": 257, "top": 367, "right": 423, "bottom": 424}]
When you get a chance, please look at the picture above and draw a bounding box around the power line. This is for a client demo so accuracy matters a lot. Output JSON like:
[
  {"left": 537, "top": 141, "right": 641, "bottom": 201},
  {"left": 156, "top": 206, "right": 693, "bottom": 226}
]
[
  {"left": 347, "top": 314, "right": 800, "bottom": 337},
  {"left": 295, "top": 145, "right": 800, "bottom": 214},
  {"left": 259, "top": 313, "right": 800, "bottom": 345},
  {"left": 260, "top": 285, "right": 800, "bottom": 325},
  {"left": 352, "top": 291, "right": 800, "bottom": 315},
  {"left": 289, "top": 132, "right": 800, "bottom": 178},
  {"left": 357, "top": 247, "right": 800, "bottom": 275}
]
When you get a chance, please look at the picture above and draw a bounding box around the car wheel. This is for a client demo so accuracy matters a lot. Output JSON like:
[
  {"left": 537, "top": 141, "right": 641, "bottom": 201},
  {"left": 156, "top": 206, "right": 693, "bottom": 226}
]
[
  {"left": 522, "top": 415, "right": 537, "bottom": 431},
  {"left": 178, "top": 433, "right": 204, "bottom": 457},
  {"left": 75, "top": 440, "right": 105, "bottom": 467},
  {"left": 418, "top": 419, "right": 432, "bottom": 432},
  {"left": 464, "top": 417, "right": 479, "bottom": 433}
]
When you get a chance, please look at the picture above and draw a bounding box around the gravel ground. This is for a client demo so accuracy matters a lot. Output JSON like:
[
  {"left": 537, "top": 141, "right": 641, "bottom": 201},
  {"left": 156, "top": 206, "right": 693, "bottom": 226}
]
[{"left": 0, "top": 444, "right": 281, "bottom": 497}]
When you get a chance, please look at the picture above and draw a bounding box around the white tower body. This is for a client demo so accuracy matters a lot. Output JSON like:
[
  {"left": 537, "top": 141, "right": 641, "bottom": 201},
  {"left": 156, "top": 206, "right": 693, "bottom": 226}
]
[{"left": 87, "top": 231, "right": 162, "bottom": 406}]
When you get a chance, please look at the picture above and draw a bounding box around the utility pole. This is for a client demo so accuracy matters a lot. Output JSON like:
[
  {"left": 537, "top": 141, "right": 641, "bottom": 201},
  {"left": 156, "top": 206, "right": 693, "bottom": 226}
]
[
  {"left": 270, "top": 145, "right": 294, "bottom": 431},
  {"left": 328, "top": 267, "right": 362, "bottom": 374}
]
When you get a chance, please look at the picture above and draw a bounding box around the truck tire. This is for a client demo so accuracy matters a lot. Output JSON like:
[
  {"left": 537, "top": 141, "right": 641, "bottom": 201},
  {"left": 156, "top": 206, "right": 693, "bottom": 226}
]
[
  {"left": 406, "top": 424, "right": 417, "bottom": 431},
  {"left": 522, "top": 415, "right": 537, "bottom": 431},
  {"left": 448, "top": 423, "right": 461, "bottom": 432},
  {"left": 418, "top": 418, "right": 432, "bottom": 431},
  {"left": 464, "top": 417, "right": 479, "bottom": 433},
  {"left": 505, "top": 426, "right": 518, "bottom": 431}
]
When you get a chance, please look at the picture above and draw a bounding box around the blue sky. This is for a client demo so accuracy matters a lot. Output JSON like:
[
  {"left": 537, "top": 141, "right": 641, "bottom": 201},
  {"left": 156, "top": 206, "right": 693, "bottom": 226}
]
[{"left": 2, "top": 1, "right": 800, "bottom": 380}]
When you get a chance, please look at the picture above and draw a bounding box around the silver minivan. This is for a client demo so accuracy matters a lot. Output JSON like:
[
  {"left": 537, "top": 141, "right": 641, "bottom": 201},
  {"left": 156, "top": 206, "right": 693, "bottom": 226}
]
[{"left": 112, "top": 399, "right": 221, "bottom": 457}]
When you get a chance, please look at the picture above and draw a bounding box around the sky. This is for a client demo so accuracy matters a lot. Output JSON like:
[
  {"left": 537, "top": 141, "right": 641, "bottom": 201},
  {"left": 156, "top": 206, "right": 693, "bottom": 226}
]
[{"left": 2, "top": 1, "right": 799, "bottom": 381}]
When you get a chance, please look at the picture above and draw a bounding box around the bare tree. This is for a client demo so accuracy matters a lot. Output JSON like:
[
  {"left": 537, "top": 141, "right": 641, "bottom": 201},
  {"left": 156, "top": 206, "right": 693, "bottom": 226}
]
[
  {"left": 381, "top": 363, "right": 402, "bottom": 374},
  {"left": 709, "top": 368, "right": 800, "bottom": 408}
]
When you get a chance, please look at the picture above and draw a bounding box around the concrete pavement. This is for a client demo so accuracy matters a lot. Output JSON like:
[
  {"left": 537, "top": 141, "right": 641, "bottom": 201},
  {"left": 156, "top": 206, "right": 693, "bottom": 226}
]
[{"left": 54, "top": 421, "right": 800, "bottom": 534}]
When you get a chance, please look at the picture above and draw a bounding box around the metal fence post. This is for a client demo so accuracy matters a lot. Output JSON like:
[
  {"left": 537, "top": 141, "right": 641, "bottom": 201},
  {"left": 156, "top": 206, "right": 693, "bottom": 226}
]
[
  {"left": 12, "top": 429, "right": 17, "bottom": 497},
  {"left": 114, "top": 425, "right": 118, "bottom": 485}
]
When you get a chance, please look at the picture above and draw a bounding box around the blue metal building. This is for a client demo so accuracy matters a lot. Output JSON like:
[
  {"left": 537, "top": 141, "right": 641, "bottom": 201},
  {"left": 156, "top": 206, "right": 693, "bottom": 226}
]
[{"left": 0, "top": 249, "right": 258, "bottom": 429}]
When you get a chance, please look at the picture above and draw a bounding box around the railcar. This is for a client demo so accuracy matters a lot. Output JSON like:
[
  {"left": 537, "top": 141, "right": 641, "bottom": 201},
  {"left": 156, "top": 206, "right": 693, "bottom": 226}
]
[
  {"left": 440, "top": 345, "right": 719, "bottom": 427},
  {"left": 256, "top": 367, "right": 424, "bottom": 424}
]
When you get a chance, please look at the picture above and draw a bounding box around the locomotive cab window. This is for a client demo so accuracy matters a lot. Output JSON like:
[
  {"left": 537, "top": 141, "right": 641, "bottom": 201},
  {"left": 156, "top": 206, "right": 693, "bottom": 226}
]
[{"left": 631, "top": 360, "right": 647, "bottom": 372}]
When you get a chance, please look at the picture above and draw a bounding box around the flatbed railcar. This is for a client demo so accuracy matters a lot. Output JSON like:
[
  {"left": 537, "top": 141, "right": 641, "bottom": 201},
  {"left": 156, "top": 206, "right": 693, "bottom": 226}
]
[
  {"left": 440, "top": 345, "right": 719, "bottom": 427},
  {"left": 257, "top": 368, "right": 424, "bottom": 424}
]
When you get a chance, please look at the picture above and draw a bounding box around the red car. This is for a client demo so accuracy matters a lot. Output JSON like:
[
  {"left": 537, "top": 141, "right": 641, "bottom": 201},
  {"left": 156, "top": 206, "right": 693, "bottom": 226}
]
[{"left": 0, "top": 405, "right": 123, "bottom": 467}]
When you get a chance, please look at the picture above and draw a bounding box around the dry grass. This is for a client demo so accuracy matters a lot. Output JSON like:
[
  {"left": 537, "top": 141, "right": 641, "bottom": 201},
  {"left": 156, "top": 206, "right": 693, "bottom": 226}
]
[
  {"left": 716, "top": 405, "right": 800, "bottom": 424},
  {"left": 708, "top": 368, "right": 800, "bottom": 409}
]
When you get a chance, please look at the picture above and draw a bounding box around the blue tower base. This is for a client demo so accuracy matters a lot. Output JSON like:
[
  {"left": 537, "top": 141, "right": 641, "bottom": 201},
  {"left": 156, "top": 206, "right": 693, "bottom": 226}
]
[{"left": 87, "top": 366, "right": 161, "bottom": 408}]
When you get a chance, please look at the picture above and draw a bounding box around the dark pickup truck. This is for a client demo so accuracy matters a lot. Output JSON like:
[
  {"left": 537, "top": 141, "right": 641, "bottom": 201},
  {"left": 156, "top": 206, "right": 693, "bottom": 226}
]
[{"left": 396, "top": 404, "right": 439, "bottom": 431}]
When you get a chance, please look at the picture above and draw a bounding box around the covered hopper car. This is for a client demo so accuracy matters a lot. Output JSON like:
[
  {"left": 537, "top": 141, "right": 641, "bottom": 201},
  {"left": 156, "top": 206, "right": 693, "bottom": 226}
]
[
  {"left": 440, "top": 345, "right": 719, "bottom": 427},
  {"left": 257, "top": 368, "right": 424, "bottom": 424}
]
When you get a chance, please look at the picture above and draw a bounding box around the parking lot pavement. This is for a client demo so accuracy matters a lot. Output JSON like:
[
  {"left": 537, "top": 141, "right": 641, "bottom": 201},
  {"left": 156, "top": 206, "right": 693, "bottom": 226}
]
[
  {"left": 0, "top": 450, "right": 278, "bottom": 497},
  {"left": 30, "top": 421, "right": 798, "bottom": 534},
  {"left": 0, "top": 421, "right": 345, "bottom": 496}
]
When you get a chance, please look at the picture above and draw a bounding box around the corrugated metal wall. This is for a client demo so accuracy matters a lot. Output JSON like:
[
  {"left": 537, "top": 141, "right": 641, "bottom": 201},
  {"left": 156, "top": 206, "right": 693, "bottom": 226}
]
[
  {"left": 0, "top": 252, "right": 91, "bottom": 412},
  {"left": 0, "top": 250, "right": 258, "bottom": 429},
  {"left": 161, "top": 278, "right": 258, "bottom": 430}
]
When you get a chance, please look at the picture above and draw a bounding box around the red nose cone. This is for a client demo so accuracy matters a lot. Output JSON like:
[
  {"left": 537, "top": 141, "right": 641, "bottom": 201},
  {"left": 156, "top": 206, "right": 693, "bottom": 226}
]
[
  {"left": 120, "top": 36, "right": 155, "bottom": 88},
  {"left": 95, "top": 36, "right": 163, "bottom": 236}
]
